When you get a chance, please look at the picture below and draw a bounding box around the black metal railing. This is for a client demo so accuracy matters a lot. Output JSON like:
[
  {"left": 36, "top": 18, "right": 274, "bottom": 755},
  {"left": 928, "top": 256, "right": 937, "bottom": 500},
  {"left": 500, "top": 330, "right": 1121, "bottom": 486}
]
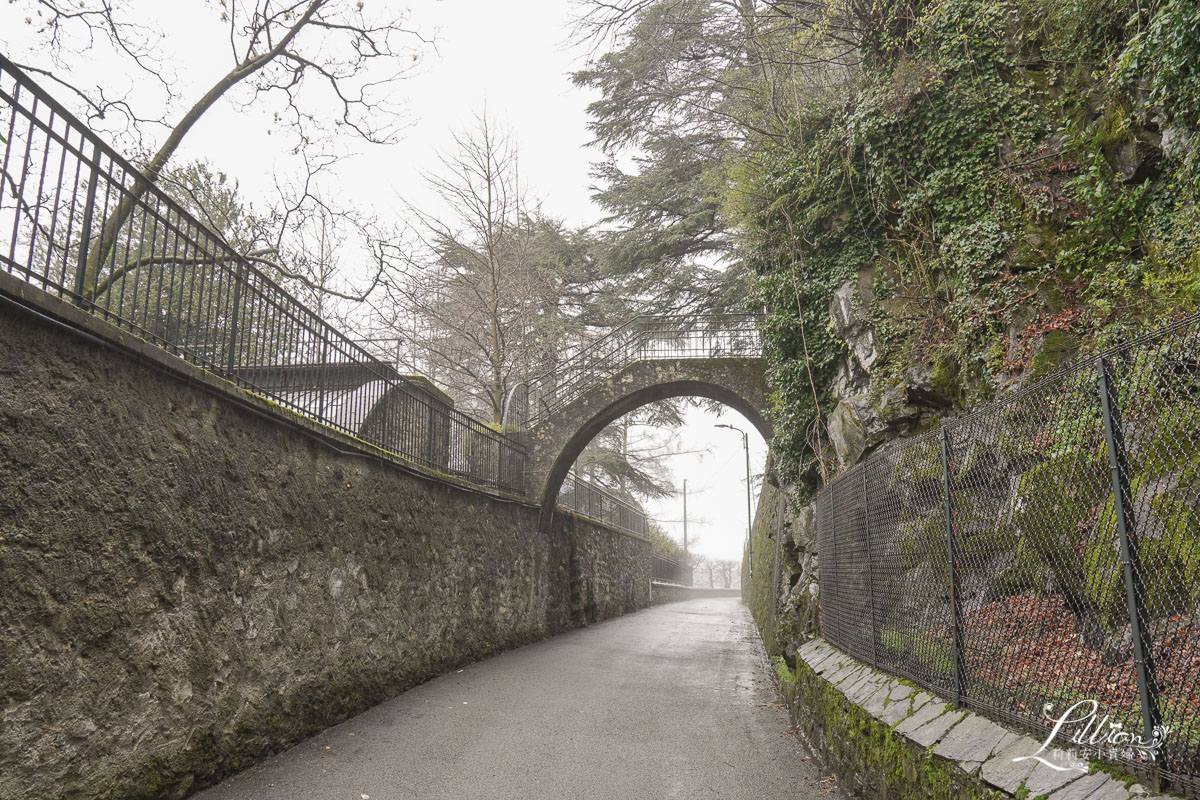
[
  {"left": 652, "top": 552, "right": 693, "bottom": 586},
  {"left": 0, "top": 55, "right": 526, "bottom": 493},
  {"left": 0, "top": 58, "right": 674, "bottom": 554},
  {"left": 816, "top": 313, "right": 1200, "bottom": 795},
  {"left": 508, "top": 314, "right": 763, "bottom": 427},
  {"left": 557, "top": 470, "right": 651, "bottom": 538}
]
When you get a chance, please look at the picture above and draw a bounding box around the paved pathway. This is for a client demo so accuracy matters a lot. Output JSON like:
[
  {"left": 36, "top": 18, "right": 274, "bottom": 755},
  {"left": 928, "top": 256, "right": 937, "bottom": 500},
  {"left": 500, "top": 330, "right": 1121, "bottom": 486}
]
[{"left": 196, "top": 597, "right": 843, "bottom": 800}]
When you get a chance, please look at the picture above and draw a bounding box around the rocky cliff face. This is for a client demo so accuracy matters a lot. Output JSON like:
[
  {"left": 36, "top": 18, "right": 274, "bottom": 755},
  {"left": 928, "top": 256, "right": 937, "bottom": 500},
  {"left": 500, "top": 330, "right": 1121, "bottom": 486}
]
[
  {"left": 754, "top": 281, "right": 1200, "bottom": 686},
  {"left": 824, "top": 271, "right": 958, "bottom": 473},
  {"left": 744, "top": 457, "right": 821, "bottom": 664},
  {"left": 757, "top": 269, "right": 1085, "bottom": 662}
]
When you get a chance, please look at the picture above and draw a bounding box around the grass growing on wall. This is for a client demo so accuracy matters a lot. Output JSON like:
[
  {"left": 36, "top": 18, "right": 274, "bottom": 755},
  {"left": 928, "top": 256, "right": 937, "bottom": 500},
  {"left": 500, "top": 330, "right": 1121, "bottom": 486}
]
[{"left": 778, "top": 653, "right": 1012, "bottom": 800}]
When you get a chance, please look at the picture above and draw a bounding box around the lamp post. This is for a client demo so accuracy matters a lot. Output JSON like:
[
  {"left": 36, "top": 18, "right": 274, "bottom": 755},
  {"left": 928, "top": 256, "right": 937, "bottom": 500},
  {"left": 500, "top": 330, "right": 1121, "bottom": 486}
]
[
  {"left": 682, "top": 478, "right": 688, "bottom": 555},
  {"left": 715, "top": 423, "right": 753, "bottom": 579}
]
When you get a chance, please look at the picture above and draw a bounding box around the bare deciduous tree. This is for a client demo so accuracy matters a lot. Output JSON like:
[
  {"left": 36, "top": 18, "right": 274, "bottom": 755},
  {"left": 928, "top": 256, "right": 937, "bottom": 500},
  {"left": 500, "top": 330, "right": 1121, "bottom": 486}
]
[
  {"left": 6, "top": 0, "right": 426, "bottom": 301},
  {"left": 374, "top": 113, "right": 592, "bottom": 422},
  {"left": 690, "top": 554, "right": 739, "bottom": 587}
]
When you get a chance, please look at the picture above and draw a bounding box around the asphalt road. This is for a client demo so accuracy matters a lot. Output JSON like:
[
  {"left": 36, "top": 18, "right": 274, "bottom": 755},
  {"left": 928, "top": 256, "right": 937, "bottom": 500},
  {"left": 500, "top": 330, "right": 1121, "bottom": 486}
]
[{"left": 196, "top": 597, "right": 843, "bottom": 800}]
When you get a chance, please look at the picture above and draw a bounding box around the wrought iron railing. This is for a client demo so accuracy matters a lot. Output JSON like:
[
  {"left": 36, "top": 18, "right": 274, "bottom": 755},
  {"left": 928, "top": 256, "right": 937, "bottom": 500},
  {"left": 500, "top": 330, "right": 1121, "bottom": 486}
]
[
  {"left": 509, "top": 314, "right": 763, "bottom": 427},
  {"left": 0, "top": 57, "right": 691, "bottom": 548},
  {"left": 0, "top": 55, "right": 525, "bottom": 493},
  {"left": 557, "top": 470, "right": 651, "bottom": 538},
  {"left": 652, "top": 553, "right": 693, "bottom": 586},
  {"left": 816, "top": 313, "right": 1200, "bottom": 795}
]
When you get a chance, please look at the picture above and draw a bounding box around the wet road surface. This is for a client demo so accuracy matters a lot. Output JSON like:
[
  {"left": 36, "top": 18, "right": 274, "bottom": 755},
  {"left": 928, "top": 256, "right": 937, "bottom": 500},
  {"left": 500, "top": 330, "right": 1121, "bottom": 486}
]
[{"left": 196, "top": 597, "right": 843, "bottom": 800}]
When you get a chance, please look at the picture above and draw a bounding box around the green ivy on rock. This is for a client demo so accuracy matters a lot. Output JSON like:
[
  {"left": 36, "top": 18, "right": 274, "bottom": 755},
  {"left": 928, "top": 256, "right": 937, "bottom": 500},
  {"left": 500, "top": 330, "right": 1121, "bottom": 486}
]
[{"left": 730, "top": 0, "right": 1200, "bottom": 485}]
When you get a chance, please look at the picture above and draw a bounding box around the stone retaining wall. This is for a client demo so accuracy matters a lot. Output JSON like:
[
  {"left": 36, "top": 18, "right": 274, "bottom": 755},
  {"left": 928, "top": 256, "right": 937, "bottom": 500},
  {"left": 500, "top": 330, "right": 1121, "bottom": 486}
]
[
  {"left": 649, "top": 585, "right": 740, "bottom": 605},
  {"left": 0, "top": 283, "right": 651, "bottom": 800}
]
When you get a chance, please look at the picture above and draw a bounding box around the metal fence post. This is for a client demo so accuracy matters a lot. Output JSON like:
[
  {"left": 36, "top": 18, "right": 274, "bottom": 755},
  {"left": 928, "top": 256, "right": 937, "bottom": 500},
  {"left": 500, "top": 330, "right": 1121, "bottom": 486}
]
[
  {"left": 73, "top": 141, "right": 101, "bottom": 303},
  {"left": 940, "top": 427, "right": 967, "bottom": 707},
  {"left": 379, "top": 383, "right": 392, "bottom": 453},
  {"left": 1097, "top": 357, "right": 1162, "bottom": 755},
  {"left": 426, "top": 403, "right": 437, "bottom": 468},
  {"left": 317, "top": 336, "right": 328, "bottom": 421},
  {"left": 862, "top": 464, "right": 879, "bottom": 668},
  {"left": 493, "top": 437, "right": 502, "bottom": 490},
  {"left": 225, "top": 260, "right": 245, "bottom": 373}
]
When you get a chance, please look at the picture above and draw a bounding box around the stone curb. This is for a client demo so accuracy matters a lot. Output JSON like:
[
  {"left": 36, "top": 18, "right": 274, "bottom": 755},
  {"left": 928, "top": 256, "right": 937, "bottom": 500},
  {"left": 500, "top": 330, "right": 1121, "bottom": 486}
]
[{"left": 796, "top": 639, "right": 1177, "bottom": 800}]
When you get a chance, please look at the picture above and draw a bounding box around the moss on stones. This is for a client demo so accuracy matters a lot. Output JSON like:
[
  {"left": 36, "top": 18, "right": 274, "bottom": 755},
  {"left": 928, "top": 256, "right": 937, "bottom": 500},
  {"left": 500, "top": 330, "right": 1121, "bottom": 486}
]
[
  {"left": 1028, "top": 331, "right": 1080, "bottom": 381},
  {"left": 931, "top": 355, "right": 966, "bottom": 407},
  {"left": 775, "top": 650, "right": 1009, "bottom": 800}
]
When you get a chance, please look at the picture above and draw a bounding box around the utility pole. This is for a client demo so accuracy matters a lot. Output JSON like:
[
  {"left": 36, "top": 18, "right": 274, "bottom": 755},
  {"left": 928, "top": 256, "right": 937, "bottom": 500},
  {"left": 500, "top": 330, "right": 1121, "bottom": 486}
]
[{"left": 683, "top": 478, "right": 688, "bottom": 555}]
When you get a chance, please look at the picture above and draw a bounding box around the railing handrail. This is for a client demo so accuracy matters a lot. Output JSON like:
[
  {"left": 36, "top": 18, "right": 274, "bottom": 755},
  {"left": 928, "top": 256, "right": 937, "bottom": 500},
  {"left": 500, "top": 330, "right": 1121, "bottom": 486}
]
[
  {"left": 527, "top": 313, "right": 761, "bottom": 385},
  {"left": 557, "top": 469, "right": 651, "bottom": 537},
  {"left": 0, "top": 55, "right": 524, "bottom": 493},
  {"left": 651, "top": 551, "right": 693, "bottom": 586},
  {"left": 0, "top": 58, "right": 691, "bottom": 547},
  {"left": 560, "top": 470, "right": 643, "bottom": 514},
  {"left": 521, "top": 313, "right": 763, "bottom": 426},
  {"left": 0, "top": 55, "right": 308, "bottom": 326}
]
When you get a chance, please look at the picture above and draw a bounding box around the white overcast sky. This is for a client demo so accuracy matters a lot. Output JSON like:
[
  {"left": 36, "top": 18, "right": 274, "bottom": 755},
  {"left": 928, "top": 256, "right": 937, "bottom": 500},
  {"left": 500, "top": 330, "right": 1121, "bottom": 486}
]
[{"left": 1, "top": 0, "right": 767, "bottom": 561}]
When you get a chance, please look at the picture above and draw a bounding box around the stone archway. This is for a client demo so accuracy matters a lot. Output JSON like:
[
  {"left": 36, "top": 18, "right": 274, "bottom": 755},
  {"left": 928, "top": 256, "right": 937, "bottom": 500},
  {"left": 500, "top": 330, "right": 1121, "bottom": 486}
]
[{"left": 523, "top": 357, "right": 771, "bottom": 526}]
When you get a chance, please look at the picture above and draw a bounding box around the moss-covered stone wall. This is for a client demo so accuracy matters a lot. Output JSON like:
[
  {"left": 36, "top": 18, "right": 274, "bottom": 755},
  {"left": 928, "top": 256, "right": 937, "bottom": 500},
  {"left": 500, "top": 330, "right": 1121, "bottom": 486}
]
[
  {"left": 743, "top": 462, "right": 819, "bottom": 665},
  {"left": 781, "top": 640, "right": 1172, "bottom": 800}
]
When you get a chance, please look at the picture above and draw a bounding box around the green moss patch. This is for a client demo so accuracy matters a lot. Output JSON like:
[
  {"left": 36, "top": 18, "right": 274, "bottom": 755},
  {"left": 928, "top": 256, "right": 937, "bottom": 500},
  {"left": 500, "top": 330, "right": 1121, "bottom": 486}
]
[{"left": 777, "top": 651, "right": 1009, "bottom": 800}]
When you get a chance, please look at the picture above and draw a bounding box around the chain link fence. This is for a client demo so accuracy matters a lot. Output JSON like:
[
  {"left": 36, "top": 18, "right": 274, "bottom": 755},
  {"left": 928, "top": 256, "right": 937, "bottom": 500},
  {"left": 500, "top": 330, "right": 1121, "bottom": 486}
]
[{"left": 817, "top": 314, "right": 1200, "bottom": 794}]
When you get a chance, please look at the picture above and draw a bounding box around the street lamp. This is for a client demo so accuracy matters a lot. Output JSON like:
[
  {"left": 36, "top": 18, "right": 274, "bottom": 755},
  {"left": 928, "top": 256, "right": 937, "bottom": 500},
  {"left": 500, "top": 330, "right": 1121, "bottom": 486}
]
[{"left": 715, "top": 423, "right": 753, "bottom": 578}]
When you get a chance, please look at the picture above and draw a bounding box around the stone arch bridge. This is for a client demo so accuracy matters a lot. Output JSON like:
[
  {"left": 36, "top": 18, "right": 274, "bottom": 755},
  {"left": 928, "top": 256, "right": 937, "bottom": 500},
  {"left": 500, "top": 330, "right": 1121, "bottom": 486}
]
[
  {"left": 223, "top": 315, "right": 769, "bottom": 529},
  {"left": 501, "top": 315, "right": 771, "bottom": 527}
]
